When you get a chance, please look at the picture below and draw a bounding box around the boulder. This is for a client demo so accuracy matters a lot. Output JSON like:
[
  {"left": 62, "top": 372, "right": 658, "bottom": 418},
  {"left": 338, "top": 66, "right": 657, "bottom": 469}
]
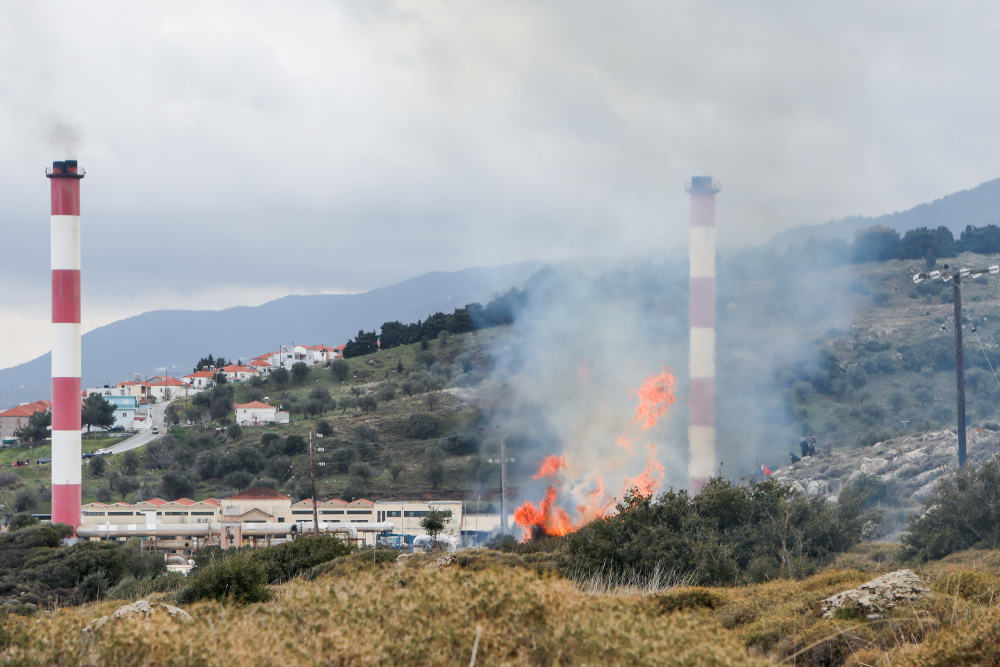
[
  {"left": 805, "top": 479, "right": 828, "bottom": 496},
  {"left": 859, "top": 457, "right": 889, "bottom": 475},
  {"left": 912, "top": 479, "right": 946, "bottom": 503},
  {"left": 83, "top": 600, "right": 193, "bottom": 635},
  {"left": 913, "top": 466, "right": 947, "bottom": 486},
  {"left": 820, "top": 570, "right": 930, "bottom": 619}
]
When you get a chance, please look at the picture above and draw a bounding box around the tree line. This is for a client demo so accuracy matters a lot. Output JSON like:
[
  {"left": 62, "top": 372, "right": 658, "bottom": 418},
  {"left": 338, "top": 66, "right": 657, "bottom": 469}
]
[
  {"left": 342, "top": 287, "right": 525, "bottom": 358},
  {"left": 847, "top": 223, "right": 1000, "bottom": 265}
]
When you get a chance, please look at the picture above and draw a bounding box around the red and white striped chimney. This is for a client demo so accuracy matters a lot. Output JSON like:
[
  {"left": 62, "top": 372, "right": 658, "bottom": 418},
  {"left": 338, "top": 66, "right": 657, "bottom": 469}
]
[
  {"left": 687, "top": 175, "right": 719, "bottom": 493},
  {"left": 47, "top": 159, "right": 84, "bottom": 530}
]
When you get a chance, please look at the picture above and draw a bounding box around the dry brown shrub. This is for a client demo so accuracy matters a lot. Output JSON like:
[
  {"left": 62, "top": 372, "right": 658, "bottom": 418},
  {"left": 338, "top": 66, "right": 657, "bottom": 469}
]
[{"left": 0, "top": 559, "right": 770, "bottom": 666}]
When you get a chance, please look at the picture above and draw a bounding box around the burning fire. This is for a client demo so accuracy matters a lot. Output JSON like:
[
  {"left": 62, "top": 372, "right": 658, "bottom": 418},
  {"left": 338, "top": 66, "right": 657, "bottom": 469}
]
[
  {"left": 630, "top": 369, "right": 677, "bottom": 430},
  {"left": 513, "top": 368, "right": 676, "bottom": 540}
]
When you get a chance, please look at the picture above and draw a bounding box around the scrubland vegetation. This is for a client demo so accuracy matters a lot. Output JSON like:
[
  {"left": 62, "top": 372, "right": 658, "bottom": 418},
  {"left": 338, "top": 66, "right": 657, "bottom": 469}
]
[{"left": 3, "top": 452, "right": 1000, "bottom": 664}]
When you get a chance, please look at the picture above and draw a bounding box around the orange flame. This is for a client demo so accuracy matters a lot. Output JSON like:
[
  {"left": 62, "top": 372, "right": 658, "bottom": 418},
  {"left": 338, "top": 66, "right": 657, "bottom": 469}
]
[
  {"left": 629, "top": 369, "right": 676, "bottom": 430},
  {"left": 514, "top": 487, "right": 574, "bottom": 538},
  {"left": 515, "top": 369, "right": 675, "bottom": 541},
  {"left": 622, "top": 446, "right": 666, "bottom": 497},
  {"left": 533, "top": 454, "right": 567, "bottom": 479}
]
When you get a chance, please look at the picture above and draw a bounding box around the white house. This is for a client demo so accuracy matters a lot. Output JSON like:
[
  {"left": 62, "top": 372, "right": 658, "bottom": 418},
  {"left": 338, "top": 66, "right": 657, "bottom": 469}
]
[
  {"left": 219, "top": 365, "right": 259, "bottom": 383},
  {"left": 148, "top": 377, "right": 191, "bottom": 402},
  {"left": 234, "top": 401, "right": 279, "bottom": 425},
  {"left": 182, "top": 370, "right": 216, "bottom": 390}
]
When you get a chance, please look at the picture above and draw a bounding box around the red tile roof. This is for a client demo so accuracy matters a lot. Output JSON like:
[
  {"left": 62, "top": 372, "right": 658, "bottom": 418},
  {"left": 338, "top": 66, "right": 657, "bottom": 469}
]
[
  {"left": 347, "top": 498, "right": 374, "bottom": 507},
  {"left": 235, "top": 401, "right": 274, "bottom": 410},
  {"left": 150, "top": 377, "right": 185, "bottom": 386},
  {"left": 0, "top": 401, "right": 52, "bottom": 418},
  {"left": 221, "top": 365, "right": 257, "bottom": 373},
  {"left": 230, "top": 486, "right": 290, "bottom": 501},
  {"left": 171, "top": 498, "right": 197, "bottom": 506},
  {"left": 141, "top": 498, "right": 168, "bottom": 506},
  {"left": 184, "top": 371, "right": 215, "bottom": 379},
  {"left": 251, "top": 360, "right": 271, "bottom": 366},
  {"left": 200, "top": 498, "right": 220, "bottom": 506}
]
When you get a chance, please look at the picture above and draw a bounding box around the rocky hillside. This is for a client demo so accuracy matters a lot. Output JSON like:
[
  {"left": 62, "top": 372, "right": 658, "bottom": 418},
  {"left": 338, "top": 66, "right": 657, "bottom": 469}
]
[{"left": 771, "top": 428, "right": 1000, "bottom": 538}]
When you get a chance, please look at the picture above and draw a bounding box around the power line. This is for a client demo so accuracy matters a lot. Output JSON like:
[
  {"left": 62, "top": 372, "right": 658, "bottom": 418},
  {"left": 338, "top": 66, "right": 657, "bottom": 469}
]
[{"left": 912, "top": 263, "right": 1000, "bottom": 466}]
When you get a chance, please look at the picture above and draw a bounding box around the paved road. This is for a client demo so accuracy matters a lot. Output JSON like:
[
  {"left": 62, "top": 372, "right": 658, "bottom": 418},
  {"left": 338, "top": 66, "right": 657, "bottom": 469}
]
[{"left": 103, "top": 400, "right": 172, "bottom": 454}]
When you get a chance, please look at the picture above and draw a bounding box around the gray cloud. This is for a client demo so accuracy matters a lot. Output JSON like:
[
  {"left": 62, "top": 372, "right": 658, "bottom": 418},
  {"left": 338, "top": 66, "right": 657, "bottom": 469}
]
[{"left": 1, "top": 0, "right": 998, "bottom": 369}]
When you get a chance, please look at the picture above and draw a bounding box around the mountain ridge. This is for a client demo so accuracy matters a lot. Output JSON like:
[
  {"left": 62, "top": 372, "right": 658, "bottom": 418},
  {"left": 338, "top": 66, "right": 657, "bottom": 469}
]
[{"left": 0, "top": 262, "right": 539, "bottom": 407}]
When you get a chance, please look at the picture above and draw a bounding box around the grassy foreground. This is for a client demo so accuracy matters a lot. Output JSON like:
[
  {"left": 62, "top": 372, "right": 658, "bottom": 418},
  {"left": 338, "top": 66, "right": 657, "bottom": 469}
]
[{"left": 2, "top": 546, "right": 1000, "bottom": 666}]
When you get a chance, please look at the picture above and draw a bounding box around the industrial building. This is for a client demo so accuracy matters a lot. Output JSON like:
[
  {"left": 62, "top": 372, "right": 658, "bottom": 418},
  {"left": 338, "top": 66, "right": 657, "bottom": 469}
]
[{"left": 78, "top": 488, "right": 465, "bottom": 555}]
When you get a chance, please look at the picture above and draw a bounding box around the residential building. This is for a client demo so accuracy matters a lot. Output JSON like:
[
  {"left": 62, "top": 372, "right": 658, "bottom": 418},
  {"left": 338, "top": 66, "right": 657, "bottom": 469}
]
[
  {"left": 234, "top": 401, "right": 286, "bottom": 425},
  {"left": 181, "top": 370, "right": 216, "bottom": 390},
  {"left": 0, "top": 400, "right": 51, "bottom": 441},
  {"left": 103, "top": 395, "right": 140, "bottom": 430},
  {"left": 148, "top": 377, "right": 191, "bottom": 402},
  {"left": 219, "top": 364, "right": 259, "bottom": 382},
  {"left": 115, "top": 381, "right": 150, "bottom": 400}
]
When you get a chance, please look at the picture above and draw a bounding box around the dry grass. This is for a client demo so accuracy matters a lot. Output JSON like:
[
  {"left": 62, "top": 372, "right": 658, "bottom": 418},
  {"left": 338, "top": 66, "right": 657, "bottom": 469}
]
[
  {"left": 0, "top": 558, "right": 769, "bottom": 667},
  {"left": 571, "top": 563, "right": 694, "bottom": 598},
  {"left": 6, "top": 545, "right": 1000, "bottom": 666}
]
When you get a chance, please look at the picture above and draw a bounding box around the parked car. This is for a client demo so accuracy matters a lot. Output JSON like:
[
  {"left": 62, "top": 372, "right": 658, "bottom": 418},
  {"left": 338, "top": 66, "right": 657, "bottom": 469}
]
[
  {"left": 81, "top": 452, "right": 95, "bottom": 459},
  {"left": 35, "top": 457, "right": 51, "bottom": 464},
  {"left": 109, "top": 425, "right": 125, "bottom": 432},
  {"left": 94, "top": 448, "right": 112, "bottom": 456},
  {"left": 151, "top": 426, "right": 159, "bottom": 434}
]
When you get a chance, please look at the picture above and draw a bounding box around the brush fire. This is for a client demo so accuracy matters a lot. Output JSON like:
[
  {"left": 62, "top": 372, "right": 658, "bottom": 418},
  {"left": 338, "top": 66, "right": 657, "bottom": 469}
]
[{"left": 513, "top": 369, "right": 676, "bottom": 540}]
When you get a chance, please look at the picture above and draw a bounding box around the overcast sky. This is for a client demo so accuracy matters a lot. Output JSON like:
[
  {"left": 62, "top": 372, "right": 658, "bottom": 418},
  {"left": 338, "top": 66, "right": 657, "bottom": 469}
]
[{"left": 2, "top": 1, "right": 999, "bottom": 370}]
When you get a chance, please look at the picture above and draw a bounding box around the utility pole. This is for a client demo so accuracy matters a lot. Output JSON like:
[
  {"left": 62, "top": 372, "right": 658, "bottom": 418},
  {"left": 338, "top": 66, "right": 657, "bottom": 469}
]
[
  {"left": 500, "top": 434, "right": 508, "bottom": 533},
  {"left": 953, "top": 274, "right": 967, "bottom": 468},
  {"left": 913, "top": 264, "right": 1000, "bottom": 466},
  {"left": 309, "top": 430, "right": 318, "bottom": 533}
]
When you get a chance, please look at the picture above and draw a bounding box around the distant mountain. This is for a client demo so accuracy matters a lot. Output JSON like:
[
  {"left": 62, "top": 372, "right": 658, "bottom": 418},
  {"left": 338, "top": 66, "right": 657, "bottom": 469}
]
[
  {"left": 768, "top": 177, "right": 1000, "bottom": 251},
  {"left": 0, "top": 262, "right": 540, "bottom": 408}
]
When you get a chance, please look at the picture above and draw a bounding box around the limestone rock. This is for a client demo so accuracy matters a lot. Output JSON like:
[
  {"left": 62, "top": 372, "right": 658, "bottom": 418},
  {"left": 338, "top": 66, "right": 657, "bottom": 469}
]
[
  {"left": 83, "top": 600, "right": 193, "bottom": 635},
  {"left": 820, "top": 570, "right": 930, "bottom": 619},
  {"left": 912, "top": 479, "right": 944, "bottom": 503},
  {"left": 805, "top": 479, "right": 828, "bottom": 496},
  {"left": 913, "top": 466, "right": 948, "bottom": 488},
  {"left": 859, "top": 458, "right": 889, "bottom": 475}
]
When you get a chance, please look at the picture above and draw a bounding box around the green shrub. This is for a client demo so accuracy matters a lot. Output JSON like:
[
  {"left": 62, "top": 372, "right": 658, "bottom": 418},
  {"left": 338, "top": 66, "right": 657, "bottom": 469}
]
[
  {"left": 7, "top": 513, "right": 39, "bottom": 531},
  {"left": 655, "top": 587, "right": 723, "bottom": 614},
  {"left": 904, "top": 454, "right": 1000, "bottom": 560},
  {"left": 190, "top": 535, "right": 353, "bottom": 587},
  {"left": 566, "top": 479, "right": 869, "bottom": 586},
  {"left": 404, "top": 413, "right": 444, "bottom": 439},
  {"left": 178, "top": 550, "right": 272, "bottom": 604}
]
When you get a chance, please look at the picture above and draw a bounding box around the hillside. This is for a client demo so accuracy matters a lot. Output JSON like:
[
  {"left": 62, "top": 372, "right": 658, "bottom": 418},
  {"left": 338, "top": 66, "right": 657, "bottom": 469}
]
[
  {"left": 0, "top": 262, "right": 538, "bottom": 407},
  {"left": 2, "top": 541, "right": 999, "bottom": 666},
  {"left": 768, "top": 176, "right": 1000, "bottom": 250}
]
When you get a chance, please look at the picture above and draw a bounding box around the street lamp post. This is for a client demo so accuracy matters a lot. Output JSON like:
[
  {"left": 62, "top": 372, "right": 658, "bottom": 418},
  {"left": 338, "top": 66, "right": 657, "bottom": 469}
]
[{"left": 913, "top": 263, "right": 1000, "bottom": 467}]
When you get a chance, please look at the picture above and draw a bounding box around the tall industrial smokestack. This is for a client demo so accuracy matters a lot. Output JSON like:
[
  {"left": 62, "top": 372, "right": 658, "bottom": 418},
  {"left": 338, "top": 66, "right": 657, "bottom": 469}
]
[
  {"left": 687, "top": 175, "right": 719, "bottom": 492},
  {"left": 47, "top": 159, "right": 84, "bottom": 530}
]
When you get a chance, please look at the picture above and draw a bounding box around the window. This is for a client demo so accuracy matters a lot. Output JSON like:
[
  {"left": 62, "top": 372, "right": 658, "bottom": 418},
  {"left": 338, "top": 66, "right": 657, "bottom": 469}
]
[
  {"left": 385, "top": 511, "right": 401, "bottom": 518},
  {"left": 83, "top": 511, "right": 105, "bottom": 516},
  {"left": 321, "top": 510, "right": 344, "bottom": 515},
  {"left": 165, "top": 511, "right": 187, "bottom": 516},
  {"left": 404, "top": 510, "right": 452, "bottom": 519},
  {"left": 108, "top": 511, "right": 133, "bottom": 516},
  {"left": 346, "top": 510, "right": 370, "bottom": 515},
  {"left": 191, "top": 511, "right": 214, "bottom": 516},
  {"left": 292, "top": 510, "right": 313, "bottom": 515}
]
